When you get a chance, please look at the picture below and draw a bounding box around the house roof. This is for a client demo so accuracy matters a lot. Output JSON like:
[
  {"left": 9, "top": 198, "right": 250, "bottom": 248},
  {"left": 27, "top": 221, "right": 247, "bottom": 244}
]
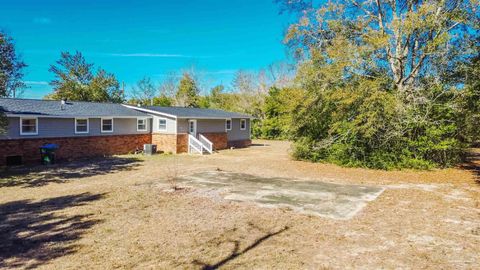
[
  {"left": 138, "top": 106, "right": 253, "bottom": 119},
  {"left": 0, "top": 98, "right": 149, "bottom": 118}
]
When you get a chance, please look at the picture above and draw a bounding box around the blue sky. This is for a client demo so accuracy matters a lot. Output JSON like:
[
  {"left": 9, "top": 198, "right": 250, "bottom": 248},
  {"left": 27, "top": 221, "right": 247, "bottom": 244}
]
[{"left": 0, "top": 0, "right": 291, "bottom": 98}]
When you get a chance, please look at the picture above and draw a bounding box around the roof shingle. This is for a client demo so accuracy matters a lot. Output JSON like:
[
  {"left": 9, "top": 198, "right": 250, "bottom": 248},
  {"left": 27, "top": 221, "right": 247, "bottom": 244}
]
[
  {"left": 143, "top": 106, "right": 252, "bottom": 119},
  {"left": 0, "top": 98, "right": 148, "bottom": 117}
]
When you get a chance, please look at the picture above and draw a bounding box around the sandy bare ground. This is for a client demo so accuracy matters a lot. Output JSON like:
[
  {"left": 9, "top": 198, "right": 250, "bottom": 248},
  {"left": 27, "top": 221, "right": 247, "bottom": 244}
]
[{"left": 0, "top": 140, "right": 479, "bottom": 269}]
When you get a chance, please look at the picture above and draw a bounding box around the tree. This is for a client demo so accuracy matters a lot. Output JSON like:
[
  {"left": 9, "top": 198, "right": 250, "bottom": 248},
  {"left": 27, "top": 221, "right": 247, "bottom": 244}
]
[
  {"left": 459, "top": 44, "right": 480, "bottom": 144},
  {"left": 0, "top": 31, "right": 27, "bottom": 98},
  {"left": 278, "top": 0, "right": 479, "bottom": 93},
  {"left": 175, "top": 73, "right": 199, "bottom": 107},
  {"left": 151, "top": 95, "right": 173, "bottom": 106},
  {"left": 131, "top": 77, "right": 157, "bottom": 106},
  {"left": 232, "top": 70, "right": 265, "bottom": 117},
  {"left": 47, "top": 51, "right": 124, "bottom": 103},
  {"left": 259, "top": 86, "right": 305, "bottom": 139},
  {"left": 0, "top": 109, "right": 7, "bottom": 135},
  {"left": 274, "top": 0, "right": 479, "bottom": 169}
]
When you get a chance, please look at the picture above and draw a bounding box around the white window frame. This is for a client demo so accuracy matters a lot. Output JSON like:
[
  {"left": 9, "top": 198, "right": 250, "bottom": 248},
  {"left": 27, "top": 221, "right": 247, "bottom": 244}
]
[
  {"left": 240, "top": 119, "right": 247, "bottom": 130},
  {"left": 101, "top": 118, "right": 114, "bottom": 133},
  {"left": 225, "top": 118, "right": 232, "bottom": 131},
  {"left": 75, "top": 118, "right": 89, "bottom": 134},
  {"left": 19, "top": 117, "right": 38, "bottom": 136},
  {"left": 158, "top": 117, "right": 167, "bottom": 131},
  {"left": 137, "top": 118, "right": 147, "bottom": 132}
]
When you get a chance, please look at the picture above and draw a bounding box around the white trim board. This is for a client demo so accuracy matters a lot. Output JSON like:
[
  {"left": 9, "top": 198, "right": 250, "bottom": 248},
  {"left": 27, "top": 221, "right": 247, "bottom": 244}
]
[{"left": 122, "top": 105, "right": 178, "bottom": 119}]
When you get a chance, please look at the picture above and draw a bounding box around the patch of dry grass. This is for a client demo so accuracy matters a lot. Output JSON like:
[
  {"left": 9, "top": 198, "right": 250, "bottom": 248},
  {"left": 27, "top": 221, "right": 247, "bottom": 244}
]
[{"left": 0, "top": 140, "right": 478, "bottom": 269}]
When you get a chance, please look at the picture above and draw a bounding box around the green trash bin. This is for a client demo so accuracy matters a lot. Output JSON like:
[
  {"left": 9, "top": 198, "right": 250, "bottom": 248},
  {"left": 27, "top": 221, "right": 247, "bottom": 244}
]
[{"left": 40, "top": 144, "right": 59, "bottom": 165}]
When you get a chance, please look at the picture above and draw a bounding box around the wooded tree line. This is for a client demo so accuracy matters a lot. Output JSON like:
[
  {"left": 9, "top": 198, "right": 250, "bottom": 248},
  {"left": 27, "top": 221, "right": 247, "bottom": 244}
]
[
  {"left": 274, "top": 0, "right": 480, "bottom": 169},
  {"left": 1, "top": 0, "right": 479, "bottom": 169}
]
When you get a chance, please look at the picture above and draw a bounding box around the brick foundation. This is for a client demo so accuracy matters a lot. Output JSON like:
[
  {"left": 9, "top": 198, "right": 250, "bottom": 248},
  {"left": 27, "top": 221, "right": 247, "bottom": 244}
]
[
  {"left": 0, "top": 134, "right": 152, "bottom": 166},
  {"left": 176, "top": 134, "right": 188, "bottom": 153},
  {"left": 200, "top": 132, "right": 228, "bottom": 150},
  {"left": 227, "top": 139, "right": 252, "bottom": 148}
]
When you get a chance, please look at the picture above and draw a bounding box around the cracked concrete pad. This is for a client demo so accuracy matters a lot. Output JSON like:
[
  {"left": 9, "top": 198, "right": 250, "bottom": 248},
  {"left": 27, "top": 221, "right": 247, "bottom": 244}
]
[{"left": 175, "top": 171, "right": 384, "bottom": 220}]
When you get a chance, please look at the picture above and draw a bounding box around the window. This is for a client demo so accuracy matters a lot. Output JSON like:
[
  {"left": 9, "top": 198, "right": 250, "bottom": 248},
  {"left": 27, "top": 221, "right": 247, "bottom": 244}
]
[
  {"left": 101, "top": 118, "right": 113, "bottom": 133},
  {"left": 137, "top": 118, "right": 147, "bottom": 131},
  {"left": 158, "top": 118, "right": 167, "bottom": 131},
  {"left": 240, "top": 119, "right": 247, "bottom": 130},
  {"left": 75, "top": 118, "right": 89, "bottom": 134},
  {"left": 20, "top": 118, "right": 38, "bottom": 135},
  {"left": 225, "top": 119, "right": 232, "bottom": 131}
]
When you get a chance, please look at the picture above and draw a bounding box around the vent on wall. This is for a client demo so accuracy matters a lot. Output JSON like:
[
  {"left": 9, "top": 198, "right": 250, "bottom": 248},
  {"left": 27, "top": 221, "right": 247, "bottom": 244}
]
[{"left": 6, "top": 155, "right": 22, "bottom": 166}]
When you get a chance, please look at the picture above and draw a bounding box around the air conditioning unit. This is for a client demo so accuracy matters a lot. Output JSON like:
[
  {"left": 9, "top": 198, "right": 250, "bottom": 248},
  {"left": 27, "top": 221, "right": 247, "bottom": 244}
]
[{"left": 143, "top": 144, "right": 157, "bottom": 155}]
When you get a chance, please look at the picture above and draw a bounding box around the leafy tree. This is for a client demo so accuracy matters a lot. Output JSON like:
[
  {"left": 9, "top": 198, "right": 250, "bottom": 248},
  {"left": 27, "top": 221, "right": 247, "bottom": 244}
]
[
  {"left": 0, "top": 31, "right": 27, "bottom": 98},
  {"left": 47, "top": 51, "right": 124, "bottom": 103},
  {"left": 275, "top": 0, "right": 479, "bottom": 169},
  {"left": 258, "top": 86, "right": 305, "bottom": 139},
  {"left": 175, "top": 73, "right": 199, "bottom": 107},
  {"left": 207, "top": 85, "right": 236, "bottom": 111},
  {"left": 152, "top": 95, "right": 173, "bottom": 106},
  {"left": 459, "top": 46, "right": 480, "bottom": 144},
  {"left": 0, "top": 109, "right": 7, "bottom": 135},
  {"left": 278, "top": 0, "right": 479, "bottom": 93}
]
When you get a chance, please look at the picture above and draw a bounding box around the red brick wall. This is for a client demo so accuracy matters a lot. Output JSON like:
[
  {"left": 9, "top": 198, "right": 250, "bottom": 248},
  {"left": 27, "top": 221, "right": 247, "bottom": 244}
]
[
  {"left": 0, "top": 134, "right": 152, "bottom": 166},
  {"left": 227, "top": 139, "right": 252, "bottom": 148},
  {"left": 200, "top": 132, "right": 228, "bottom": 150},
  {"left": 176, "top": 134, "right": 188, "bottom": 153}
]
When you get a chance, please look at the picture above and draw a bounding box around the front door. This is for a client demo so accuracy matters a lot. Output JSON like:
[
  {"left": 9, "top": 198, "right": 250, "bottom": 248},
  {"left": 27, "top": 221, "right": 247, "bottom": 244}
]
[{"left": 188, "top": 120, "right": 197, "bottom": 137}]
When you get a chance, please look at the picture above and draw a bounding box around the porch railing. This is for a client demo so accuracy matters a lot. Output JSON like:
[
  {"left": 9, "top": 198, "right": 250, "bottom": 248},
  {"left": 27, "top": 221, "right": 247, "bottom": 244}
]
[
  {"left": 188, "top": 134, "right": 203, "bottom": 154},
  {"left": 199, "top": 134, "right": 213, "bottom": 154}
]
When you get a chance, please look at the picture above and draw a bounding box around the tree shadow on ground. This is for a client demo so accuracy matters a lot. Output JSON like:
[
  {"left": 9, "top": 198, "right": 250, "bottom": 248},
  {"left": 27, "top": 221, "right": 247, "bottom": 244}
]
[
  {"left": 0, "top": 156, "right": 142, "bottom": 188},
  {"left": 460, "top": 149, "right": 480, "bottom": 184},
  {"left": 192, "top": 225, "right": 289, "bottom": 270},
  {"left": 0, "top": 192, "right": 105, "bottom": 269}
]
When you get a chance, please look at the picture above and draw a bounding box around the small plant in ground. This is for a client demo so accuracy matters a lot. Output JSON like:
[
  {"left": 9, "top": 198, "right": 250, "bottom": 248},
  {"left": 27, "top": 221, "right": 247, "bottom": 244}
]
[{"left": 166, "top": 154, "right": 181, "bottom": 191}]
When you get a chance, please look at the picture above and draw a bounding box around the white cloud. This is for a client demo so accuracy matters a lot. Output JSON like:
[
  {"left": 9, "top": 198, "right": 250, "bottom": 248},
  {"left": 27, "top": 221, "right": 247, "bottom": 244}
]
[
  {"left": 109, "top": 53, "right": 188, "bottom": 58},
  {"left": 24, "top": 81, "right": 49, "bottom": 85},
  {"left": 33, "top": 17, "right": 52, "bottom": 25},
  {"left": 201, "top": 70, "right": 237, "bottom": 75}
]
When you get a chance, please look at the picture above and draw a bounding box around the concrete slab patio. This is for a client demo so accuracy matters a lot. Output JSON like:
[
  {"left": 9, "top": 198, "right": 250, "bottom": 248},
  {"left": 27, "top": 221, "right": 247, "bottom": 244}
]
[{"left": 175, "top": 171, "right": 385, "bottom": 219}]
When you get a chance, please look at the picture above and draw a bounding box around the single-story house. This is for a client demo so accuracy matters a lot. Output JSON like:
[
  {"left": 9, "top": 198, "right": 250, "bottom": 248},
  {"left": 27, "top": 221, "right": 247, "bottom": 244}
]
[{"left": 0, "top": 98, "right": 252, "bottom": 166}]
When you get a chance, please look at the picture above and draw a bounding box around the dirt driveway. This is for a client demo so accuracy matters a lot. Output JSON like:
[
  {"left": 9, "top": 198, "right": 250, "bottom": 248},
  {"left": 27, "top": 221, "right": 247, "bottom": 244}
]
[{"left": 0, "top": 140, "right": 479, "bottom": 269}]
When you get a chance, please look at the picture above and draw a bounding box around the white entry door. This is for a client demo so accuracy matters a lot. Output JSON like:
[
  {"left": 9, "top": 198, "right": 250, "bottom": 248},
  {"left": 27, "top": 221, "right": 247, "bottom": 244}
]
[{"left": 188, "top": 120, "right": 197, "bottom": 137}]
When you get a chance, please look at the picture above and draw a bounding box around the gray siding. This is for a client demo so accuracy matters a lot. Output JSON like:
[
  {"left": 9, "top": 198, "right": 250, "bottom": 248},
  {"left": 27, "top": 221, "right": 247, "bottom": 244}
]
[
  {"left": 197, "top": 119, "right": 226, "bottom": 133},
  {"left": 151, "top": 115, "right": 176, "bottom": 134},
  {"left": 178, "top": 117, "right": 250, "bottom": 142},
  {"left": 177, "top": 119, "right": 188, "bottom": 133},
  {"left": 0, "top": 116, "right": 250, "bottom": 142},
  {"left": 227, "top": 118, "right": 250, "bottom": 141},
  {"left": 0, "top": 117, "right": 151, "bottom": 139},
  {"left": 176, "top": 119, "right": 228, "bottom": 134}
]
